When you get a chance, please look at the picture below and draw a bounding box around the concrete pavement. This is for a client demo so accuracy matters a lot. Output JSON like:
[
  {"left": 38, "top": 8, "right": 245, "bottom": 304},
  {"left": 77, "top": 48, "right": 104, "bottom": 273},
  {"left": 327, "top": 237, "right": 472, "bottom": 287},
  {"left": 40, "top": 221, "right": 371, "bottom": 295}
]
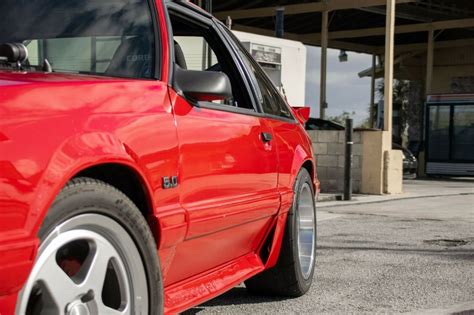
[{"left": 183, "top": 179, "right": 474, "bottom": 314}]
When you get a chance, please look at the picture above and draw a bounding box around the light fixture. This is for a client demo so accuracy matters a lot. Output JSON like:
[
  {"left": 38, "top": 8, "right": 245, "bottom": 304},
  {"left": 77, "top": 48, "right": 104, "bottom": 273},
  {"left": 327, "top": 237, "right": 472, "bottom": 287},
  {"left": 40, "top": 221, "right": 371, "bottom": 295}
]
[{"left": 339, "top": 50, "right": 348, "bottom": 62}]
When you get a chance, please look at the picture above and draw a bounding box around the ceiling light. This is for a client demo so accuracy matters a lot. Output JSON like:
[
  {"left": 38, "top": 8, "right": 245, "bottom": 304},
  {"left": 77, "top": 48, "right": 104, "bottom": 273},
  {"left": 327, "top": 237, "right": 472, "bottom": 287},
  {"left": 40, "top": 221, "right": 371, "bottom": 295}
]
[{"left": 339, "top": 50, "right": 348, "bottom": 62}]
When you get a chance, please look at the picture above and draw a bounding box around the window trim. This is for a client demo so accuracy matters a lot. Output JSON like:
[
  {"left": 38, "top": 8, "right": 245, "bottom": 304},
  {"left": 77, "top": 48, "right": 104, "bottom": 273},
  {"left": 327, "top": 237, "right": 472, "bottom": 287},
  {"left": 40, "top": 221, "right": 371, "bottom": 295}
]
[
  {"left": 195, "top": 101, "right": 265, "bottom": 118},
  {"left": 166, "top": 3, "right": 262, "bottom": 116},
  {"left": 147, "top": 0, "right": 162, "bottom": 80},
  {"left": 192, "top": 100, "right": 296, "bottom": 124},
  {"left": 165, "top": 3, "right": 212, "bottom": 86},
  {"left": 214, "top": 22, "right": 264, "bottom": 114},
  {"left": 215, "top": 22, "right": 298, "bottom": 124}
]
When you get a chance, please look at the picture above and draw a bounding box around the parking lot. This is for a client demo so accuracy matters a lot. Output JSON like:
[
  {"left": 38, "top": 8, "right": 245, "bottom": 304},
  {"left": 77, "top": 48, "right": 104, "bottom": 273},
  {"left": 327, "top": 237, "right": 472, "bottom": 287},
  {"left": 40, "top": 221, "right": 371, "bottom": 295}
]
[{"left": 184, "top": 179, "right": 474, "bottom": 314}]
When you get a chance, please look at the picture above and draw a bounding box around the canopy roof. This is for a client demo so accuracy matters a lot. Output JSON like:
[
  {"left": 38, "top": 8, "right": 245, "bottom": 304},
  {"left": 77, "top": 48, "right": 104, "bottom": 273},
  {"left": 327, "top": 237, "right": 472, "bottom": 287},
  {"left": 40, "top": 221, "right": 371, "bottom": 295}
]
[{"left": 206, "top": 0, "right": 474, "bottom": 54}]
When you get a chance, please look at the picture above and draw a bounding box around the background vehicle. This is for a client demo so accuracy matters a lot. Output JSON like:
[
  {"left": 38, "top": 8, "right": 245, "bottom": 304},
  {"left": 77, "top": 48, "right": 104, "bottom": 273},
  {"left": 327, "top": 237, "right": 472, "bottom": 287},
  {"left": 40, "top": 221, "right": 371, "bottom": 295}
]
[
  {"left": 305, "top": 118, "right": 345, "bottom": 131},
  {"left": 0, "top": 1, "right": 319, "bottom": 314},
  {"left": 393, "top": 143, "right": 418, "bottom": 178}
]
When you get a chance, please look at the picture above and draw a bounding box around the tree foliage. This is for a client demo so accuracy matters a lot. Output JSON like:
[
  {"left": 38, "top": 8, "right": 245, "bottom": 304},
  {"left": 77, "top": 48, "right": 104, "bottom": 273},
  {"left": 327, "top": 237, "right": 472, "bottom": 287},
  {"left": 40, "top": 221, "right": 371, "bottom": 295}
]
[{"left": 327, "top": 111, "right": 356, "bottom": 125}]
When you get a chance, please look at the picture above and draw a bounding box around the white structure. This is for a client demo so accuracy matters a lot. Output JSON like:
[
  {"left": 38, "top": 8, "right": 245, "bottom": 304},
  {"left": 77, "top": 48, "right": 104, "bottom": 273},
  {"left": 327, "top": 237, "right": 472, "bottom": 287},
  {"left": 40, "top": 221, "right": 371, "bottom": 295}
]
[
  {"left": 173, "top": 31, "right": 307, "bottom": 108},
  {"left": 234, "top": 31, "right": 307, "bottom": 107}
]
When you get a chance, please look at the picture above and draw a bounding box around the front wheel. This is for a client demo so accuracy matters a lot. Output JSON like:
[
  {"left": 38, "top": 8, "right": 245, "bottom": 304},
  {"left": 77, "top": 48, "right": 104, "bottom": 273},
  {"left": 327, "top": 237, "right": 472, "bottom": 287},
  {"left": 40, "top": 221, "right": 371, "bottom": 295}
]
[
  {"left": 16, "top": 178, "right": 163, "bottom": 315},
  {"left": 245, "top": 168, "right": 317, "bottom": 296}
]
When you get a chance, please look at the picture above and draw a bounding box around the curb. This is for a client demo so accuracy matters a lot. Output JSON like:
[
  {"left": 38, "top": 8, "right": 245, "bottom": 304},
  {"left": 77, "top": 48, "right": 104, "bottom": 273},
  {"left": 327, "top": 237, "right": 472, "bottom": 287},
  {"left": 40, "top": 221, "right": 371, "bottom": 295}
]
[{"left": 318, "top": 192, "right": 474, "bottom": 208}]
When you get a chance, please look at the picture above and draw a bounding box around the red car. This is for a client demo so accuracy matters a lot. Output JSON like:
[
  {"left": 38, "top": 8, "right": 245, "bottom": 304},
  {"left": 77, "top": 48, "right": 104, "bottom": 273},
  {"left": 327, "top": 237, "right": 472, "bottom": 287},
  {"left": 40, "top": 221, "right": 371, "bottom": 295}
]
[{"left": 0, "top": 1, "right": 319, "bottom": 314}]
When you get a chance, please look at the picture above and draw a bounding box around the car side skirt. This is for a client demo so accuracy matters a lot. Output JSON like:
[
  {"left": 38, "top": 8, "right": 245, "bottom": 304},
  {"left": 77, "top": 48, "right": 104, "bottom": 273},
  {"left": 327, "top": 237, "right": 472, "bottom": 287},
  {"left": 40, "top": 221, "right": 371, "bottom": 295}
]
[{"left": 164, "top": 253, "right": 264, "bottom": 314}]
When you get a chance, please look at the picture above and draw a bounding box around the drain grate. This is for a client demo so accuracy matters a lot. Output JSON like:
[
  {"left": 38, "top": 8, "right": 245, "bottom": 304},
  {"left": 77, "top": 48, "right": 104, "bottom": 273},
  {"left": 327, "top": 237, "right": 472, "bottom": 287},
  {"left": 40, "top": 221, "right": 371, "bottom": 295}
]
[{"left": 423, "top": 239, "right": 469, "bottom": 247}]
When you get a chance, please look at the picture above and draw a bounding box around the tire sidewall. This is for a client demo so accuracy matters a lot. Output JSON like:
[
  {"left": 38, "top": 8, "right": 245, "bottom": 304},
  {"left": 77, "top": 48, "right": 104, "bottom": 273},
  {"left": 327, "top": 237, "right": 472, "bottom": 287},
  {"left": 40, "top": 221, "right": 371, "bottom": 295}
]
[{"left": 36, "top": 179, "right": 163, "bottom": 315}]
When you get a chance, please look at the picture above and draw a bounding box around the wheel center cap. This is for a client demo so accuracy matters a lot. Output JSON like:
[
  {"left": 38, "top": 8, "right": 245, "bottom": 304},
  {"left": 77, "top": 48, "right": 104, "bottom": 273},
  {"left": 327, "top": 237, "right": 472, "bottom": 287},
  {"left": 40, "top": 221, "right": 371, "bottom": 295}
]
[{"left": 67, "top": 301, "right": 90, "bottom": 315}]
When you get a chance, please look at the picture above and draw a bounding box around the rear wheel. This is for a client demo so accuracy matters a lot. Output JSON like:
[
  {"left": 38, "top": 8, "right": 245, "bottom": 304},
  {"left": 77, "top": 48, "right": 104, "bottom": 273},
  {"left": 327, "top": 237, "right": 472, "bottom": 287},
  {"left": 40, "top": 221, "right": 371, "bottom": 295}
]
[
  {"left": 245, "top": 168, "right": 316, "bottom": 297},
  {"left": 16, "top": 178, "right": 163, "bottom": 315}
]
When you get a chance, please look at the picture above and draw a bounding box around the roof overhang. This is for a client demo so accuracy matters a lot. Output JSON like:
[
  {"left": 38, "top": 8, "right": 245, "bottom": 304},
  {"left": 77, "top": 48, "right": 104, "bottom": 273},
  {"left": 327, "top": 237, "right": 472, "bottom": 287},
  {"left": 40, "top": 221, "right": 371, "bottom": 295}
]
[{"left": 206, "top": 0, "right": 474, "bottom": 55}]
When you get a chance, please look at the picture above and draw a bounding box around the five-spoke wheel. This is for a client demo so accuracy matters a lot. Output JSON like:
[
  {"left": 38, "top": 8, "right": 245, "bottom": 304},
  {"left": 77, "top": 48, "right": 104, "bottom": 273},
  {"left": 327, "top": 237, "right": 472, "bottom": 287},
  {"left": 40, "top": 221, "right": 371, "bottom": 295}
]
[{"left": 17, "top": 178, "right": 163, "bottom": 315}]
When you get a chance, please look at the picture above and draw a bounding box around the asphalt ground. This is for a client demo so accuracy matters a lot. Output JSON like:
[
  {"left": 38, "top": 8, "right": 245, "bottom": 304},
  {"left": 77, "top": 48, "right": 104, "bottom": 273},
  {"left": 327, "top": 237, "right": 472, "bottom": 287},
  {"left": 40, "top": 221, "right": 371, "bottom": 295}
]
[{"left": 182, "top": 192, "right": 474, "bottom": 314}]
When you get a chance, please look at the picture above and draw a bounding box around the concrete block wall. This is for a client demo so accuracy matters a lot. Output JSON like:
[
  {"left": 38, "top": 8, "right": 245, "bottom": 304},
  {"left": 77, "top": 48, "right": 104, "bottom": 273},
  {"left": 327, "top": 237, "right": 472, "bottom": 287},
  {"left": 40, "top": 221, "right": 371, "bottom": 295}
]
[{"left": 307, "top": 130, "right": 363, "bottom": 193}]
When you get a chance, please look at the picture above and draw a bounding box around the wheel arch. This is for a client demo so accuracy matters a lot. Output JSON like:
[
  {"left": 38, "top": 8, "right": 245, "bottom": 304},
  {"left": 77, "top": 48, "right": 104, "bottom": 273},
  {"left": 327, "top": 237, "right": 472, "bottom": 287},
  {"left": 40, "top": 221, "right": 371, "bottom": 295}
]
[
  {"left": 290, "top": 144, "right": 319, "bottom": 196},
  {"left": 261, "top": 148, "right": 318, "bottom": 270},
  {"left": 26, "top": 132, "right": 158, "bottom": 240},
  {"left": 73, "top": 163, "right": 155, "bottom": 225},
  {"left": 301, "top": 159, "right": 316, "bottom": 191}
]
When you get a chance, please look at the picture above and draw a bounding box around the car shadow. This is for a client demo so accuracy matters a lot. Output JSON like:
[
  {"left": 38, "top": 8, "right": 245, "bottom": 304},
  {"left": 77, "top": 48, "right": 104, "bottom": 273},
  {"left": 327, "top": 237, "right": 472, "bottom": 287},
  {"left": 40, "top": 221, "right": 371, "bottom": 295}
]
[
  {"left": 181, "top": 287, "right": 289, "bottom": 314},
  {"left": 180, "top": 244, "right": 473, "bottom": 314}
]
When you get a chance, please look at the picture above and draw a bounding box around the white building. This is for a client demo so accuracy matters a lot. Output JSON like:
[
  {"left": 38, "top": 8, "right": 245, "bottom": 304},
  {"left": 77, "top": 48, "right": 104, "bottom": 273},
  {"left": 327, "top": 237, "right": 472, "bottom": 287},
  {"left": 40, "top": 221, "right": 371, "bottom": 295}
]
[{"left": 233, "top": 31, "right": 307, "bottom": 107}]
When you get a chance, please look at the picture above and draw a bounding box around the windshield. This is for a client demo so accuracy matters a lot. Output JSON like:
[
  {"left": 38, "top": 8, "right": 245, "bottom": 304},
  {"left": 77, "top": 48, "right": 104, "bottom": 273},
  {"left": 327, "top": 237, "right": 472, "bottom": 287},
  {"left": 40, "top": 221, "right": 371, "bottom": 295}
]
[{"left": 0, "top": 0, "right": 155, "bottom": 78}]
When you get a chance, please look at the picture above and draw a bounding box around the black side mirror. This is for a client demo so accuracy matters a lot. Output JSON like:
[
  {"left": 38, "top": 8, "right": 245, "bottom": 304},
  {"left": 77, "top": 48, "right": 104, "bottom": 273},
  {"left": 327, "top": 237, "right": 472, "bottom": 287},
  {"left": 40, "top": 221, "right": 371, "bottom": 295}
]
[{"left": 173, "top": 65, "right": 232, "bottom": 102}]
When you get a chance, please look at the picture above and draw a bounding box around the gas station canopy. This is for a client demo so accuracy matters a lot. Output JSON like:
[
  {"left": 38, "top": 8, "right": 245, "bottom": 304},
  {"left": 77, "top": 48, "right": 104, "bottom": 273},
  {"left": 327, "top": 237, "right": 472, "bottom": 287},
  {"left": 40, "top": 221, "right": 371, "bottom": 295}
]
[{"left": 211, "top": 0, "right": 474, "bottom": 55}]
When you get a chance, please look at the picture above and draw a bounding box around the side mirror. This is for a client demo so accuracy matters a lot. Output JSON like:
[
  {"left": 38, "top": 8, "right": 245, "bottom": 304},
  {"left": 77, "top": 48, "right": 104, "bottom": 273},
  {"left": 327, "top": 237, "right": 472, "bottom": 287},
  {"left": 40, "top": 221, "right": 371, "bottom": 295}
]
[
  {"left": 173, "top": 66, "right": 233, "bottom": 102},
  {"left": 291, "top": 106, "right": 311, "bottom": 124}
]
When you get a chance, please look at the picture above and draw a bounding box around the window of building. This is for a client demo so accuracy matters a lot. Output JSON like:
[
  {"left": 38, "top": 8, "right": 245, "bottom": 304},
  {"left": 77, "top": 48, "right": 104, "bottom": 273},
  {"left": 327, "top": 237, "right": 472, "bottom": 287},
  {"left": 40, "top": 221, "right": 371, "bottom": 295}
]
[{"left": 428, "top": 105, "right": 451, "bottom": 160}]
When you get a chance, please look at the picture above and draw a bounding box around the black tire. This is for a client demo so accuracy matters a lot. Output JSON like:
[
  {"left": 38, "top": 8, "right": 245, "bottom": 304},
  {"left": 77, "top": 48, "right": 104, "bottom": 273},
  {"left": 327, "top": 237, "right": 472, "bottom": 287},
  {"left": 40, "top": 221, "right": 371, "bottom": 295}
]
[
  {"left": 245, "top": 168, "right": 316, "bottom": 297},
  {"left": 37, "top": 177, "right": 163, "bottom": 314}
]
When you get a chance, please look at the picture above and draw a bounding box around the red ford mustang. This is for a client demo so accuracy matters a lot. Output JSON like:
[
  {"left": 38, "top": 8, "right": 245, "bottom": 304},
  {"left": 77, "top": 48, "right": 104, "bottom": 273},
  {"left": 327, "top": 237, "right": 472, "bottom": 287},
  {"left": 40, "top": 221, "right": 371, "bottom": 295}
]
[{"left": 0, "top": 0, "right": 320, "bottom": 314}]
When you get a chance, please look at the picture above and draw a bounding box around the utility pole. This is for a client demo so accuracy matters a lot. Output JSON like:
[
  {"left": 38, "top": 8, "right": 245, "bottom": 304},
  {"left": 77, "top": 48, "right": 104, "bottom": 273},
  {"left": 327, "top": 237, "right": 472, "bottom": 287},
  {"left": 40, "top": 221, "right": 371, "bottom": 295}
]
[{"left": 383, "top": 0, "right": 396, "bottom": 138}]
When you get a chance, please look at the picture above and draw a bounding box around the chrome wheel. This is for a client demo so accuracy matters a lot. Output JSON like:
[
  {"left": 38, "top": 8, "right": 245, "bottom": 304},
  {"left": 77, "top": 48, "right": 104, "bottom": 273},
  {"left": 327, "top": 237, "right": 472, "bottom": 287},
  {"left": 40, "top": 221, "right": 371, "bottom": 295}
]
[
  {"left": 296, "top": 182, "right": 316, "bottom": 280},
  {"left": 17, "top": 214, "right": 148, "bottom": 315}
]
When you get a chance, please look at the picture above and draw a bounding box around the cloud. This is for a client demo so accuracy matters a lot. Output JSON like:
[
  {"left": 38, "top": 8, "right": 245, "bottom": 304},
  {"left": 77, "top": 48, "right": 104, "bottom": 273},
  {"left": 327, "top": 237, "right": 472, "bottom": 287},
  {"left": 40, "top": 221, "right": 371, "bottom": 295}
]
[{"left": 305, "top": 46, "right": 373, "bottom": 124}]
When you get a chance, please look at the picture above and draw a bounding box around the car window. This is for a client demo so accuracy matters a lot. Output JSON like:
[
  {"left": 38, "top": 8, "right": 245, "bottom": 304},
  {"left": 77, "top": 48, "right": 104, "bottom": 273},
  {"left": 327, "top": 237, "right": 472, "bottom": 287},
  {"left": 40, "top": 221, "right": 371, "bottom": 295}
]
[
  {"left": 220, "top": 26, "right": 294, "bottom": 120},
  {"left": 0, "top": 0, "right": 156, "bottom": 79},
  {"left": 170, "top": 13, "right": 255, "bottom": 111}
]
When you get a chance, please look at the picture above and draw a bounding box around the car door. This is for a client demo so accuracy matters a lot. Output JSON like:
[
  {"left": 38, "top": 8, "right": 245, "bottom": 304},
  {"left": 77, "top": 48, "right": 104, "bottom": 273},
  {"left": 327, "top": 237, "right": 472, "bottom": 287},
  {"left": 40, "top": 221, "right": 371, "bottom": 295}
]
[
  {"left": 164, "top": 6, "right": 280, "bottom": 284},
  {"left": 219, "top": 25, "right": 311, "bottom": 208}
]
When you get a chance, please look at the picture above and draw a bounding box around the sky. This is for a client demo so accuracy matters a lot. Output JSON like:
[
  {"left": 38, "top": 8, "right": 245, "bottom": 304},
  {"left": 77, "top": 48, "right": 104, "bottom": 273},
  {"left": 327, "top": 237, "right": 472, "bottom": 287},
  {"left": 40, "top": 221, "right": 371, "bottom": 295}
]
[{"left": 305, "top": 46, "right": 374, "bottom": 125}]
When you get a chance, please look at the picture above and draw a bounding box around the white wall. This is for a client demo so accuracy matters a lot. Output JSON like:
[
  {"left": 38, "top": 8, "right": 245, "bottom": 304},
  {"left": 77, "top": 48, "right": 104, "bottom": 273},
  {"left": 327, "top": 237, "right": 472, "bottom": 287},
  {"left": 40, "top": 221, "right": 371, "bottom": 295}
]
[
  {"left": 233, "top": 31, "right": 307, "bottom": 107},
  {"left": 174, "top": 36, "right": 217, "bottom": 71}
]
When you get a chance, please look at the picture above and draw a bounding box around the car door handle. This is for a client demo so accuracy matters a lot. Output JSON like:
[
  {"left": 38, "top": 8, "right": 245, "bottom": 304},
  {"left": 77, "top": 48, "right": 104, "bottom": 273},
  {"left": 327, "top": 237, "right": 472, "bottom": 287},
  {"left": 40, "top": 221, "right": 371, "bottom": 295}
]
[{"left": 261, "top": 132, "right": 272, "bottom": 142}]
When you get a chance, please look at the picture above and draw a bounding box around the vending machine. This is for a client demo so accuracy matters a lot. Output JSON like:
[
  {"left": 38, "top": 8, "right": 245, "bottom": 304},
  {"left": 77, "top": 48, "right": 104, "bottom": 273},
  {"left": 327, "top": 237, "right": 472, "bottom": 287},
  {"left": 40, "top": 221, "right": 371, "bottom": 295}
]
[
  {"left": 240, "top": 42, "right": 282, "bottom": 91},
  {"left": 425, "top": 94, "right": 474, "bottom": 176}
]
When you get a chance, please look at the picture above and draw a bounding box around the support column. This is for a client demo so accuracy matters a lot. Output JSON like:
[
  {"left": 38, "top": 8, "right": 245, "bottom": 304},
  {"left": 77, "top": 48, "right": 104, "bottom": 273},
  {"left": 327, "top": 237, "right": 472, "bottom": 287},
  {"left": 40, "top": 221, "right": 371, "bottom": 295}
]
[
  {"left": 320, "top": 11, "right": 328, "bottom": 119},
  {"left": 425, "top": 30, "right": 434, "bottom": 96},
  {"left": 370, "top": 54, "right": 376, "bottom": 128},
  {"left": 275, "top": 7, "right": 285, "bottom": 38},
  {"left": 382, "top": 0, "right": 403, "bottom": 195},
  {"left": 383, "top": 0, "right": 395, "bottom": 136},
  {"left": 420, "top": 29, "right": 435, "bottom": 177},
  {"left": 206, "top": 0, "right": 213, "bottom": 67}
]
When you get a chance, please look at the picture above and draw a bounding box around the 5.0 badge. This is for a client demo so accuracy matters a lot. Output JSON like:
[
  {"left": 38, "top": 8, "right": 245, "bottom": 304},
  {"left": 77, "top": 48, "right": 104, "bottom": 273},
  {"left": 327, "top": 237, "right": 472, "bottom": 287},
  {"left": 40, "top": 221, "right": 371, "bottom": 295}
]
[{"left": 162, "top": 176, "right": 178, "bottom": 189}]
